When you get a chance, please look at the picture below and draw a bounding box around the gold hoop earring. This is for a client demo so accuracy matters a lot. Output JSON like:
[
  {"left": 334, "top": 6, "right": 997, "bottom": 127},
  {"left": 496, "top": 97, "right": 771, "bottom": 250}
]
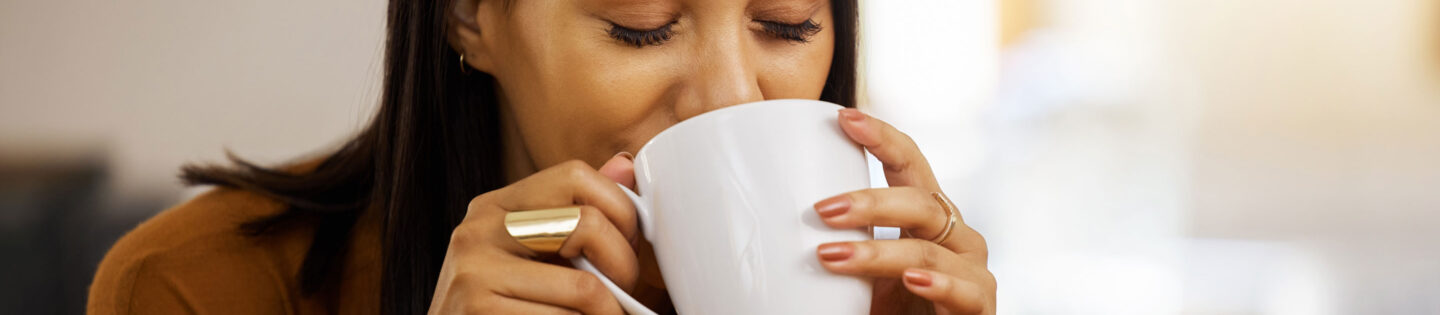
[{"left": 459, "top": 53, "right": 471, "bottom": 74}]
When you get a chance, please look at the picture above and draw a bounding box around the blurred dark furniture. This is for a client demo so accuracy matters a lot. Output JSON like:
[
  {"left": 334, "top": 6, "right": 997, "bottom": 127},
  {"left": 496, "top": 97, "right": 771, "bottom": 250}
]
[{"left": 0, "top": 154, "right": 159, "bottom": 315}]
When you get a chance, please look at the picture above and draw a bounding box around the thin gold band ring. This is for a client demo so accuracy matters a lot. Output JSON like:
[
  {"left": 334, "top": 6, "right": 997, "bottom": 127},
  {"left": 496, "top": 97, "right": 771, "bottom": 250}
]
[
  {"left": 928, "top": 192, "right": 958, "bottom": 245},
  {"left": 906, "top": 192, "right": 958, "bottom": 245}
]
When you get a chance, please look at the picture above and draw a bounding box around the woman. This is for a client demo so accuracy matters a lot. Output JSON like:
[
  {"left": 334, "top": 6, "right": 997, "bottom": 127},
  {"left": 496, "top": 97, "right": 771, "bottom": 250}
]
[{"left": 88, "top": 0, "right": 995, "bottom": 314}]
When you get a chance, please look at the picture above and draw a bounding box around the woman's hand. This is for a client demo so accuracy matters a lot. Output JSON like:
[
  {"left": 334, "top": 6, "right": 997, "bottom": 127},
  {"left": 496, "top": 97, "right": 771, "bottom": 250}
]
[
  {"left": 428, "top": 154, "right": 639, "bottom": 314},
  {"left": 816, "top": 109, "right": 997, "bottom": 315}
]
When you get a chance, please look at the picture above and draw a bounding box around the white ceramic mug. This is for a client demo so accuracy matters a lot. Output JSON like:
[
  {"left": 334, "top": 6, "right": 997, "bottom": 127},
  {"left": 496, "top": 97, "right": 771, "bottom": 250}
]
[{"left": 571, "top": 99, "right": 873, "bottom": 314}]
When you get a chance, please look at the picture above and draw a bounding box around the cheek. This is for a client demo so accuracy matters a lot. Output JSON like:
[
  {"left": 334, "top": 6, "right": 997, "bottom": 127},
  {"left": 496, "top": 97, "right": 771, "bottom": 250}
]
[
  {"left": 520, "top": 24, "right": 681, "bottom": 167},
  {"left": 757, "top": 27, "right": 836, "bottom": 100}
]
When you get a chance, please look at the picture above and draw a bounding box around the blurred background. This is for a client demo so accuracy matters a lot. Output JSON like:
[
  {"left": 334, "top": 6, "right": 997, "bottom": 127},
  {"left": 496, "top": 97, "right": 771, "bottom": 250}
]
[{"left": 1, "top": 0, "right": 1436, "bottom": 314}]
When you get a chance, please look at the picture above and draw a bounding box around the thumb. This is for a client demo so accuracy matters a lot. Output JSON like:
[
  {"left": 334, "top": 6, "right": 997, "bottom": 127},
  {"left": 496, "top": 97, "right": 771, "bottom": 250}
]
[{"left": 597, "top": 152, "right": 636, "bottom": 190}]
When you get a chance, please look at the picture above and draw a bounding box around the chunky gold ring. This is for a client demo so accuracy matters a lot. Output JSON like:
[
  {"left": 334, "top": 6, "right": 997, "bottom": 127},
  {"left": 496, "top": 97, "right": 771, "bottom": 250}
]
[
  {"left": 504, "top": 207, "right": 582, "bottom": 254},
  {"left": 909, "top": 192, "right": 958, "bottom": 245}
]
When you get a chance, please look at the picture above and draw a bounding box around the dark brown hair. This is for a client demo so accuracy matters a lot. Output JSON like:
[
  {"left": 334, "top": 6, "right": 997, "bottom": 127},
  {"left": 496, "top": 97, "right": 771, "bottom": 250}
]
[{"left": 181, "top": 0, "right": 859, "bottom": 313}]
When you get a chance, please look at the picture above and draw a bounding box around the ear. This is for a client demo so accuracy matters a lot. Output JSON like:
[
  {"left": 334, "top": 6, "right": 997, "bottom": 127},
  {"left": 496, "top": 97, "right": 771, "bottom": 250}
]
[{"left": 448, "top": 0, "right": 497, "bottom": 73}]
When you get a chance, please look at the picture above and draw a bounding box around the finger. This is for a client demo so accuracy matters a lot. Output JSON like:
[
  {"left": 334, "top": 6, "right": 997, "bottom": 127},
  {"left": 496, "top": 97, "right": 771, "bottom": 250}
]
[
  {"left": 492, "top": 256, "right": 624, "bottom": 315},
  {"left": 488, "top": 160, "right": 638, "bottom": 241},
  {"left": 556, "top": 206, "right": 639, "bottom": 291},
  {"left": 837, "top": 108, "right": 939, "bottom": 190},
  {"left": 902, "top": 268, "right": 988, "bottom": 315},
  {"left": 478, "top": 295, "right": 578, "bottom": 315},
  {"left": 597, "top": 152, "right": 636, "bottom": 190},
  {"left": 816, "top": 239, "right": 962, "bottom": 278},
  {"left": 449, "top": 211, "right": 534, "bottom": 259},
  {"left": 814, "top": 186, "right": 955, "bottom": 241}
]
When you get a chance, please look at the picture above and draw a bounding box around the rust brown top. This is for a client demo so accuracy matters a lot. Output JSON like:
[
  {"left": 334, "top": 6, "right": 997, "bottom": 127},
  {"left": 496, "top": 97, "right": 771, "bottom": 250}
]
[{"left": 88, "top": 185, "right": 382, "bottom": 314}]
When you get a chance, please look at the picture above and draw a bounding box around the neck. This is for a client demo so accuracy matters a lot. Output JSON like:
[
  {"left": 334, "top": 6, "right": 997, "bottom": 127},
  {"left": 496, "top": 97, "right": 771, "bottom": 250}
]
[{"left": 499, "top": 97, "right": 537, "bottom": 184}]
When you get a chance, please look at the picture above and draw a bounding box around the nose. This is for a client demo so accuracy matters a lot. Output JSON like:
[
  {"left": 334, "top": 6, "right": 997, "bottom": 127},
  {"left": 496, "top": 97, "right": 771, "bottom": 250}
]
[{"left": 673, "top": 33, "right": 764, "bottom": 121}]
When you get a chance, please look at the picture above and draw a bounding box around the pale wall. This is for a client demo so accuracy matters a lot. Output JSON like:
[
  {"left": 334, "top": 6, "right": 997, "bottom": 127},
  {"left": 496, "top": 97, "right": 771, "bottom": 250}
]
[{"left": 0, "top": 0, "right": 387, "bottom": 207}]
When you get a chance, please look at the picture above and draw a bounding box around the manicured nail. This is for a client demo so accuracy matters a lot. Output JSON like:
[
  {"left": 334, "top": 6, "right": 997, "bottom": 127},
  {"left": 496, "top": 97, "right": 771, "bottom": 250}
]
[
  {"left": 814, "top": 194, "right": 851, "bottom": 218},
  {"left": 903, "top": 269, "right": 933, "bottom": 287},
  {"left": 614, "top": 151, "right": 634, "bottom": 161},
  {"left": 817, "top": 243, "right": 854, "bottom": 262},
  {"left": 838, "top": 108, "right": 866, "bottom": 122}
]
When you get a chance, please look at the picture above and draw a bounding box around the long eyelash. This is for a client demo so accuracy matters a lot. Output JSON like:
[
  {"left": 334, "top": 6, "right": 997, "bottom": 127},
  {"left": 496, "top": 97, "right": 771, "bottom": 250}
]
[
  {"left": 760, "top": 19, "right": 822, "bottom": 43},
  {"left": 608, "top": 23, "right": 674, "bottom": 48}
]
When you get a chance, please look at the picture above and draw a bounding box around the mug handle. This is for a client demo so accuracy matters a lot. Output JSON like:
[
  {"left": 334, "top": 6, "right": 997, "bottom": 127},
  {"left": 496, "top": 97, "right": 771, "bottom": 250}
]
[{"left": 569, "top": 184, "right": 658, "bottom": 315}]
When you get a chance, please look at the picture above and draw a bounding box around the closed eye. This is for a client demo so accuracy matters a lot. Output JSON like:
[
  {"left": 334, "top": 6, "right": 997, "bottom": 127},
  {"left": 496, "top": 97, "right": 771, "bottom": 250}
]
[
  {"left": 758, "top": 19, "right": 822, "bottom": 43},
  {"left": 608, "top": 22, "right": 675, "bottom": 48}
]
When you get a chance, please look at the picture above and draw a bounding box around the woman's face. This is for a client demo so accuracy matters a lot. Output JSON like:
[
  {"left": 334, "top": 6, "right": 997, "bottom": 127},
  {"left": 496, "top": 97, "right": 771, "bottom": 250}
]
[{"left": 454, "top": 0, "right": 835, "bottom": 171}]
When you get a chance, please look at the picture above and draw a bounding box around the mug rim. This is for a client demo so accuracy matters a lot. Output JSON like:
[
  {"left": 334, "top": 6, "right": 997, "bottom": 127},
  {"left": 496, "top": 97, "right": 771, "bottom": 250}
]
[{"left": 633, "top": 99, "right": 845, "bottom": 160}]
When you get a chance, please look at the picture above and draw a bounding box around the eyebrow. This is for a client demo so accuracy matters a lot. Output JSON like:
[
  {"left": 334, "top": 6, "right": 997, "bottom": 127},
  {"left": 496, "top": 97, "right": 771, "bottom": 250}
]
[
  {"left": 581, "top": 0, "right": 683, "bottom": 21},
  {"left": 747, "top": 0, "right": 826, "bottom": 20},
  {"left": 585, "top": 0, "right": 682, "bottom": 12}
]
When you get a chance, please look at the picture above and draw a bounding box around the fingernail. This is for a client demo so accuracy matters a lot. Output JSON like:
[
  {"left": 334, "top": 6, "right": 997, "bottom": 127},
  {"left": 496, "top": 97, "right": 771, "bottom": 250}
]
[
  {"left": 814, "top": 194, "right": 851, "bottom": 218},
  {"left": 838, "top": 108, "right": 866, "bottom": 122},
  {"left": 817, "top": 243, "right": 854, "bottom": 262},
  {"left": 903, "top": 269, "right": 933, "bottom": 287},
  {"left": 614, "top": 151, "right": 634, "bottom": 161}
]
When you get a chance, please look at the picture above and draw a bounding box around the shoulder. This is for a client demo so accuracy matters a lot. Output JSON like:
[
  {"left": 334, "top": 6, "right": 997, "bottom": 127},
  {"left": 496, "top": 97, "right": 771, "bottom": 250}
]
[{"left": 88, "top": 188, "right": 317, "bottom": 314}]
